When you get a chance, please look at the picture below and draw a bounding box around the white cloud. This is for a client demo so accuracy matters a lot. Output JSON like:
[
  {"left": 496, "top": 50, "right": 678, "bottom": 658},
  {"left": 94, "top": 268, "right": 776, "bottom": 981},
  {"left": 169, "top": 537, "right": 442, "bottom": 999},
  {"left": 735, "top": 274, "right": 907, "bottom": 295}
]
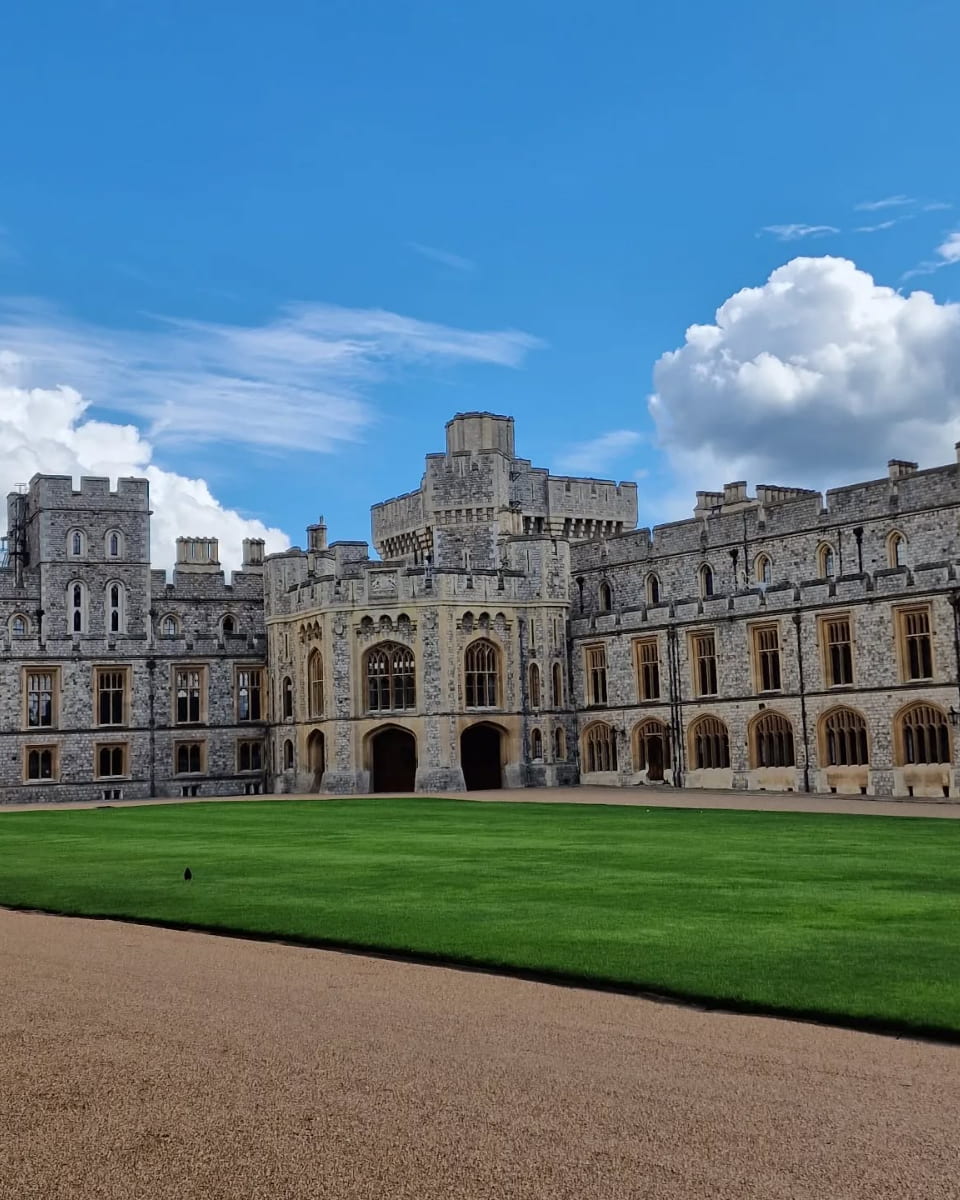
[
  {"left": 0, "top": 355, "right": 290, "bottom": 573},
  {"left": 407, "top": 242, "right": 475, "bottom": 272},
  {"left": 854, "top": 195, "right": 915, "bottom": 211},
  {"left": 0, "top": 301, "right": 540, "bottom": 453},
  {"left": 648, "top": 256, "right": 960, "bottom": 509},
  {"left": 854, "top": 219, "right": 898, "bottom": 233},
  {"left": 760, "top": 224, "right": 839, "bottom": 242},
  {"left": 938, "top": 231, "right": 960, "bottom": 264},
  {"left": 555, "top": 429, "right": 643, "bottom": 474},
  {"left": 901, "top": 228, "right": 960, "bottom": 279}
]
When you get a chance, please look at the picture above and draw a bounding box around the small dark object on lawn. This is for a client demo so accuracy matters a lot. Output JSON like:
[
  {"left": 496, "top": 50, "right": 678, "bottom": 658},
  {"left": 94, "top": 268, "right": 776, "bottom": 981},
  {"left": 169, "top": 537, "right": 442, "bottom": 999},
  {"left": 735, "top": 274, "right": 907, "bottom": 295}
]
[{"left": 183, "top": 868, "right": 192, "bottom": 881}]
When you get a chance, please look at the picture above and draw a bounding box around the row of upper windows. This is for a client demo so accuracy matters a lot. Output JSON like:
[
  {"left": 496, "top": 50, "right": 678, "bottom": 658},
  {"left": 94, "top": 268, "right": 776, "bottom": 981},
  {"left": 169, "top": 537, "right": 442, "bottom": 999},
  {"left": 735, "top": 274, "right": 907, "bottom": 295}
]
[
  {"left": 67, "top": 529, "right": 126, "bottom": 559},
  {"left": 21, "top": 665, "right": 267, "bottom": 729},
  {"left": 5, "top": 597, "right": 243, "bottom": 639},
  {"left": 589, "top": 532, "right": 910, "bottom": 611},
  {"left": 583, "top": 604, "right": 938, "bottom": 705},
  {"left": 22, "top": 738, "right": 265, "bottom": 784},
  {"left": 581, "top": 702, "right": 953, "bottom": 774}
]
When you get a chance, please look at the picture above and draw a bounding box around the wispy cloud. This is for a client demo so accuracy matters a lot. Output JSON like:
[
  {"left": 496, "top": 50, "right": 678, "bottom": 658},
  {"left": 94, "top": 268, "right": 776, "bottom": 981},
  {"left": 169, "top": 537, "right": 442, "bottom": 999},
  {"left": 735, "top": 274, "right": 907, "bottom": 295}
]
[
  {"left": 760, "top": 224, "right": 839, "bottom": 242},
  {"left": 555, "top": 429, "right": 643, "bottom": 475},
  {"left": 854, "top": 195, "right": 915, "bottom": 211},
  {"left": 854, "top": 219, "right": 898, "bottom": 233},
  {"left": 0, "top": 300, "right": 541, "bottom": 452},
  {"left": 407, "top": 242, "right": 475, "bottom": 272},
  {"left": 922, "top": 201, "right": 953, "bottom": 212},
  {"left": 938, "top": 231, "right": 960, "bottom": 264},
  {"left": 900, "top": 229, "right": 960, "bottom": 280}
]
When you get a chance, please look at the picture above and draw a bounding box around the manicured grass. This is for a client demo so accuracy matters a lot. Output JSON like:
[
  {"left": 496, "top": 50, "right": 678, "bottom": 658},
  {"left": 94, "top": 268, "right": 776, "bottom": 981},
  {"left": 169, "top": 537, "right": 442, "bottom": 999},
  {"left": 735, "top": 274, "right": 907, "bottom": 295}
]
[{"left": 1, "top": 797, "right": 958, "bottom": 1037}]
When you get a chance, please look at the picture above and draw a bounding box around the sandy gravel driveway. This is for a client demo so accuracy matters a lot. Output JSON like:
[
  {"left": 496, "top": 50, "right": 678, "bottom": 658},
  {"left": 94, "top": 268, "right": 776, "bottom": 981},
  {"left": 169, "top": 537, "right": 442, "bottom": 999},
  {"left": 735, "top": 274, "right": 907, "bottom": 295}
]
[{"left": 1, "top": 909, "right": 957, "bottom": 1200}]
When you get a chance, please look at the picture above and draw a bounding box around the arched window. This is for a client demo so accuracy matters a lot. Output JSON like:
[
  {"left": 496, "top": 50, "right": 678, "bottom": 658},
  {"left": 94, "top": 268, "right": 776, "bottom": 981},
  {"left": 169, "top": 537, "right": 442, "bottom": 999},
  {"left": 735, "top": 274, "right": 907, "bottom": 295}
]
[
  {"left": 283, "top": 739, "right": 294, "bottom": 770},
  {"left": 106, "top": 582, "right": 124, "bottom": 634},
  {"left": 822, "top": 707, "right": 869, "bottom": 766},
  {"left": 583, "top": 722, "right": 617, "bottom": 772},
  {"left": 464, "top": 639, "right": 500, "bottom": 708},
  {"left": 690, "top": 716, "right": 730, "bottom": 769},
  {"left": 68, "top": 581, "right": 86, "bottom": 633},
  {"left": 751, "top": 712, "right": 795, "bottom": 768},
  {"left": 68, "top": 530, "right": 85, "bottom": 557},
  {"left": 754, "top": 554, "right": 772, "bottom": 585},
  {"left": 282, "top": 675, "right": 293, "bottom": 720},
  {"left": 551, "top": 661, "right": 563, "bottom": 707},
  {"left": 530, "top": 728, "right": 543, "bottom": 760},
  {"left": 10, "top": 614, "right": 28, "bottom": 637},
  {"left": 554, "top": 727, "right": 566, "bottom": 760},
  {"left": 105, "top": 530, "right": 123, "bottom": 559},
  {"left": 27, "top": 748, "right": 54, "bottom": 780},
  {"left": 599, "top": 581, "right": 613, "bottom": 612},
  {"left": 633, "top": 719, "right": 670, "bottom": 772},
  {"left": 176, "top": 743, "right": 202, "bottom": 774},
  {"left": 528, "top": 662, "right": 541, "bottom": 709},
  {"left": 817, "top": 543, "right": 836, "bottom": 578},
  {"left": 160, "top": 614, "right": 179, "bottom": 637},
  {"left": 646, "top": 574, "right": 661, "bottom": 605},
  {"left": 366, "top": 642, "right": 416, "bottom": 711},
  {"left": 699, "top": 564, "right": 714, "bottom": 599},
  {"left": 887, "top": 531, "right": 906, "bottom": 568},
  {"left": 308, "top": 650, "right": 324, "bottom": 717},
  {"left": 222, "top": 615, "right": 236, "bottom": 636},
  {"left": 897, "top": 703, "right": 950, "bottom": 765}
]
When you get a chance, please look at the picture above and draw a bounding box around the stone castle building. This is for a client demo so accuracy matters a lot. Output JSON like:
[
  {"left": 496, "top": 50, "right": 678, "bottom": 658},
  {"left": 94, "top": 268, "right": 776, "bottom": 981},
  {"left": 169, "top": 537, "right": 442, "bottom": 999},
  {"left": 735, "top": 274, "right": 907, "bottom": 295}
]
[{"left": 3, "top": 411, "right": 960, "bottom": 803}]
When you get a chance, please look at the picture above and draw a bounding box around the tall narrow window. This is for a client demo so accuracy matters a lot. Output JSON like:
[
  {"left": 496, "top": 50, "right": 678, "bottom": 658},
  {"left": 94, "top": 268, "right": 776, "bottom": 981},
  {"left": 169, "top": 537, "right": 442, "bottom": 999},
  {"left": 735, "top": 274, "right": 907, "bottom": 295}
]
[
  {"left": 96, "top": 669, "right": 126, "bottom": 726},
  {"left": 898, "top": 607, "right": 933, "bottom": 681},
  {"left": 282, "top": 675, "right": 294, "bottom": 719},
  {"left": 583, "top": 723, "right": 617, "bottom": 772},
  {"left": 464, "top": 640, "right": 500, "bottom": 708},
  {"left": 699, "top": 564, "right": 714, "bottom": 598},
  {"left": 366, "top": 644, "right": 416, "bottom": 711},
  {"left": 69, "top": 582, "right": 86, "bottom": 633},
  {"left": 10, "top": 614, "right": 28, "bottom": 637},
  {"left": 751, "top": 713, "right": 795, "bottom": 768},
  {"left": 175, "top": 668, "right": 204, "bottom": 724},
  {"left": 690, "top": 716, "right": 730, "bottom": 769},
  {"left": 69, "top": 530, "right": 84, "bottom": 557},
  {"left": 528, "top": 662, "right": 541, "bottom": 709},
  {"left": 106, "top": 531, "right": 122, "bottom": 559},
  {"left": 554, "top": 727, "right": 566, "bottom": 760},
  {"left": 599, "top": 581, "right": 613, "bottom": 612},
  {"left": 646, "top": 574, "right": 660, "bottom": 605},
  {"left": 161, "top": 615, "right": 179, "bottom": 637},
  {"left": 175, "top": 742, "right": 203, "bottom": 774},
  {"left": 283, "top": 739, "right": 294, "bottom": 770},
  {"left": 107, "top": 583, "right": 124, "bottom": 634},
  {"left": 898, "top": 704, "right": 950, "bottom": 765},
  {"left": 823, "top": 615, "right": 854, "bottom": 686},
  {"left": 753, "top": 624, "right": 782, "bottom": 692},
  {"left": 888, "top": 532, "right": 906, "bottom": 568},
  {"left": 237, "top": 668, "right": 263, "bottom": 722},
  {"left": 552, "top": 661, "right": 564, "bottom": 707},
  {"left": 755, "top": 555, "right": 772, "bottom": 584},
  {"left": 823, "top": 708, "right": 869, "bottom": 766},
  {"left": 530, "top": 728, "right": 543, "bottom": 760},
  {"left": 817, "top": 543, "right": 836, "bottom": 578},
  {"left": 585, "top": 644, "right": 608, "bottom": 705},
  {"left": 308, "top": 650, "right": 324, "bottom": 717},
  {"left": 692, "top": 631, "right": 718, "bottom": 697},
  {"left": 96, "top": 744, "right": 127, "bottom": 778},
  {"left": 635, "top": 638, "right": 661, "bottom": 701},
  {"left": 222, "top": 615, "right": 236, "bottom": 636},
  {"left": 26, "top": 672, "right": 55, "bottom": 728},
  {"left": 26, "top": 748, "right": 55, "bottom": 781}
]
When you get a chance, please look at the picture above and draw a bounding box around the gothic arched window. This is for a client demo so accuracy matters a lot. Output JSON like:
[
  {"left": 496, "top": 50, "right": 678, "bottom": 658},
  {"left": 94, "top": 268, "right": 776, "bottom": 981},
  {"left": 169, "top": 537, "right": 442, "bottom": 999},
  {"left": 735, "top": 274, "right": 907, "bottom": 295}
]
[
  {"left": 528, "top": 662, "right": 541, "bottom": 710},
  {"left": 690, "top": 715, "right": 730, "bottom": 769},
  {"left": 365, "top": 643, "right": 416, "bottom": 711},
  {"left": 821, "top": 707, "right": 869, "bottom": 766},
  {"left": 308, "top": 650, "right": 324, "bottom": 717},
  {"left": 69, "top": 582, "right": 87, "bottom": 633},
  {"left": 699, "top": 564, "right": 714, "bottom": 599},
  {"left": 897, "top": 703, "right": 950, "bottom": 766},
  {"left": 750, "top": 712, "right": 795, "bottom": 768},
  {"left": 464, "top": 639, "right": 500, "bottom": 709},
  {"left": 583, "top": 722, "right": 617, "bottom": 772},
  {"left": 106, "top": 582, "right": 124, "bottom": 634}
]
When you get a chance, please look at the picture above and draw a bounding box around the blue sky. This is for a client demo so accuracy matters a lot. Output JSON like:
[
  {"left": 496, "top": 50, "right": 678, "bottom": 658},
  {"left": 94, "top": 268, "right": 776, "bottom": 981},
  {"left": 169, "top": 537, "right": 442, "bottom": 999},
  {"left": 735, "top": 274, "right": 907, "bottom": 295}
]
[{"left": 2, "top": 0, "right": 960, "bottom": 566}]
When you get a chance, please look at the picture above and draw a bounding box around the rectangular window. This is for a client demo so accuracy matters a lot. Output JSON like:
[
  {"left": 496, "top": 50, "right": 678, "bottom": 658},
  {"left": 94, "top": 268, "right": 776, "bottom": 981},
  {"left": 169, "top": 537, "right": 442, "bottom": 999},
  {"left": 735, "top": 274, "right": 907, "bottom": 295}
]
[
  {"left": 692, "top": 631, "right": 718, "bottom": 697},
  {"left": 174, "top": 666, "right": 206, "bottom": 724},
  {"left": 585, "top": 644, "right": 608, "bottom": 705},
  {"left": 25, "top": 670, "right": 57, "bottom": 729},
  {"left": 238, "top": 740, "right": 264, "bottom": 772},
  {"left": 634, "top": 638, "right": 661, "bottom": 701},
  {"left": 752, "top": 624, "right": 782, "bottom": 692},
  {"left": 822, "top": 615, "right": 854, "bottom": 687},
  {"left": 96, "top": 668, "right": 128, "bottom": 726},
  {"left": 25, "top": 745, "right": 58, "bottom": 782},
  {"left": 898, "top": 607, "right": 933, "bottom": 681},
  {"left": 95, "top": 743, "right": 128, "bottom": 779},
  {"left": 174, "top": 741, "right": 205, "bottom": 775},
  {"left": 236, "top": 668, "right": 263, "bottom": 722}
]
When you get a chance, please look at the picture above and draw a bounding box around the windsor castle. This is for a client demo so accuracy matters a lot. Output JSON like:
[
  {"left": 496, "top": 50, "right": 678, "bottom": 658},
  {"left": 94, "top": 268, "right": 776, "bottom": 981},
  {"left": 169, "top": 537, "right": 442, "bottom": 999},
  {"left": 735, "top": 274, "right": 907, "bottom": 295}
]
[{"left": 3, "top": 412, "right": 959, "bottom": 805}]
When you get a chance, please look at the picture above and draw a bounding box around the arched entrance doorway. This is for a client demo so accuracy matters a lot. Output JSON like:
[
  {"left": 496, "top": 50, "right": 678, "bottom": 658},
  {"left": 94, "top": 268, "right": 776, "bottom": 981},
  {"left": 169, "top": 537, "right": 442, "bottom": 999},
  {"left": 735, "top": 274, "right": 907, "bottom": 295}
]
[
  {"left": 461, "top": 723, "right": 503, "bottom": 790},
  {"left": 370, "top": 726, "right": 417, "bottom": 793},
  {"left": 306, "top": 731, "right": 325, "bottom": 791}
]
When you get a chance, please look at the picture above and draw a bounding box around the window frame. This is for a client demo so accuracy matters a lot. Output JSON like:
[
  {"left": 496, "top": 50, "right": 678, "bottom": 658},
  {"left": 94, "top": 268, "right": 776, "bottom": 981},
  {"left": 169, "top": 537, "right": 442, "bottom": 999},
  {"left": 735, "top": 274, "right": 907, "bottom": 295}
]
[
  {"left": 584, "top": 642, "right": 608, "bottom": 706},
  {"left": 105, "top": 580, "right": 126, "bottom": 635},
  {"left": 172, "top": 663, "right": 208, "bottom": 726},
  {"left": 750, "top": 622, "right": 783, "bottom": 693},
  {"left": 105, "top": 529, "right": 123, "bottom": 559},
  {"left": 464, "top": 638, "right": 502, "bottom": 710},
  {"left": 895, "top": 605, "right": 934, "bottom": 683},
  {"left": 94, "top": 665, "right": 131, "bottom": 728},
  {"left": 820, "top": 706, "right": 870, "bottom": 767},
  {"left": 699, "top": 564, "right": 714, "bottom": 599},
  {"left": 689, "top": 715, "right": 731, "bottom": 770},
  {"left": 22, "top": 666, "right": 60, "bottom": 730},
  {"left": 818, "top": 611, "right": 855, "bottom": 688},
  {"left": 307, "top": 649, "right": 324, "bottom": 718},
  {"left": 24, "top": 744, "right": 59, "bottom": 783},
  {"left": 237, "top": 739, "right": 265, "bottom": 773},
  {"left": 817, "top": 542, "right": 836, "bottom": 579},
  {"left": 633, "top": 636, "right": 661, "bottom": 701},
  {"left": 582, "top": 721, "right": 618, "bottom": 773},
  {"left": 895, "top": 702, "right": 951, "bottom": 766},
  {"left": 174, "top": 740, "right": 206, "bottom": 776},
  {"left": 235, "top": 666, "right": 265, "bottom": 723},
  {"left": 887, "top": 530, "right": 907, "bottom": 569},
  {"left": 94, "top": 742, "right": 129, "bottom": 780},
  {"left": 690, "top": 629, "right": 719, "bottom": 697},
  {"left": 749, "top": 711, "right": 795, "bottom": 769}
]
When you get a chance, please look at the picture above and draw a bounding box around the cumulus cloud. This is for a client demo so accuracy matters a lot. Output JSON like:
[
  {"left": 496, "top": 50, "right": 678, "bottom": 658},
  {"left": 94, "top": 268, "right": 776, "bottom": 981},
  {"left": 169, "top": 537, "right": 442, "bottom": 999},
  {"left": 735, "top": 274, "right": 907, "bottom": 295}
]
[
  {"left": 555, "top": 429, "right": 643, "bottom": 475},
  {"left": 648, "top": 256, "right": 960, "bottom": 507},
  {"left": 0, "top": 301, "right": 540, "bottom": 453},
  {"left": 760, "top": 224, "right": 839, "bottom": 242},
  {"left": 938, "top": 231, "right": 960, "bottom": 264},
  {"left": 0, "top": 354, "right": 289, "bottom": 573}
]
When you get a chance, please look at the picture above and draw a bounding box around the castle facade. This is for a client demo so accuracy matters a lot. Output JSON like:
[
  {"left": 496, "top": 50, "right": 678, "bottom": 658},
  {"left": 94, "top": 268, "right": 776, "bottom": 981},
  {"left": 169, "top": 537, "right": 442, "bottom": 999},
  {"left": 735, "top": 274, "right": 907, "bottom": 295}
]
[{"left": 3, "top": 412, "right": 959, "bottom": 804}]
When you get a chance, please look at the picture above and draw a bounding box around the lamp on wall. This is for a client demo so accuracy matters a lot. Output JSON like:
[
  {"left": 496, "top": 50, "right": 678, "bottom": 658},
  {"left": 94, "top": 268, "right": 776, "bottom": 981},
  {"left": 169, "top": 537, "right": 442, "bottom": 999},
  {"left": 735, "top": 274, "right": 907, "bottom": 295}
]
[{"left": 949, "top": 707, "right": 960, "bottom": 729}]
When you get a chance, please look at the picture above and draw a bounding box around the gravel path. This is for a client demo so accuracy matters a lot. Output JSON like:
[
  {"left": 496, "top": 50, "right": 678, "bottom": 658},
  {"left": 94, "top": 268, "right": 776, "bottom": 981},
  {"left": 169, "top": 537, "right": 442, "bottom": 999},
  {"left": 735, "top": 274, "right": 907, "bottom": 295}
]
[{"left": 2, "top": 910, "right": 957, "bottom": 1200}]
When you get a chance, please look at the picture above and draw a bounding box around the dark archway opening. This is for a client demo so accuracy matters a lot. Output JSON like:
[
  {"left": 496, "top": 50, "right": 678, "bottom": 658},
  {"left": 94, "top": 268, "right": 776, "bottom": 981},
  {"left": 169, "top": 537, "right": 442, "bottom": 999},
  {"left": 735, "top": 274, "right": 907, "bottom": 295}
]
[
  {"left": 306, "top": 731, "right": 325, "bottom": 791},
  {"left": 461, "top": 724, "right": 503, "bottom": 791},
  {"left": 371, "top": 727, "right": 417, "bottom": 793},
  {"left": 647, "top": 734, "right": 665, "bottom": 781}
]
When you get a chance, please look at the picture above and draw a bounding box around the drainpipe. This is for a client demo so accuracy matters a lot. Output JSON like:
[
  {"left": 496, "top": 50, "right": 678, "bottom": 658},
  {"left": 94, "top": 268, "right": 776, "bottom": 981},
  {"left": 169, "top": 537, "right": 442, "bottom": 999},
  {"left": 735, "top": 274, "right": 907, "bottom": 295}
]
[
  {"left": 853, "top": 526, "right": 864, "bottom": 574},
  {"left": 147, "top": 657, "right": 157, "bottom": 799},
  {"left": 792, "top": 611, "right": 810, "bottom": 793},
  {"left": 667, "top": 624, "right": 685, "bottom": 788}
]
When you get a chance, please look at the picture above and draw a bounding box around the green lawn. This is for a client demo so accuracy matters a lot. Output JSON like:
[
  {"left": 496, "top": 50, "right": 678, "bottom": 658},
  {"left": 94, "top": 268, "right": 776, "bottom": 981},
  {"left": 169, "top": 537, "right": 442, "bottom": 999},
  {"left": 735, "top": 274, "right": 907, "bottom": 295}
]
[{"left": 1, "top": 797, "right": 958, "bottom": 1037}]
